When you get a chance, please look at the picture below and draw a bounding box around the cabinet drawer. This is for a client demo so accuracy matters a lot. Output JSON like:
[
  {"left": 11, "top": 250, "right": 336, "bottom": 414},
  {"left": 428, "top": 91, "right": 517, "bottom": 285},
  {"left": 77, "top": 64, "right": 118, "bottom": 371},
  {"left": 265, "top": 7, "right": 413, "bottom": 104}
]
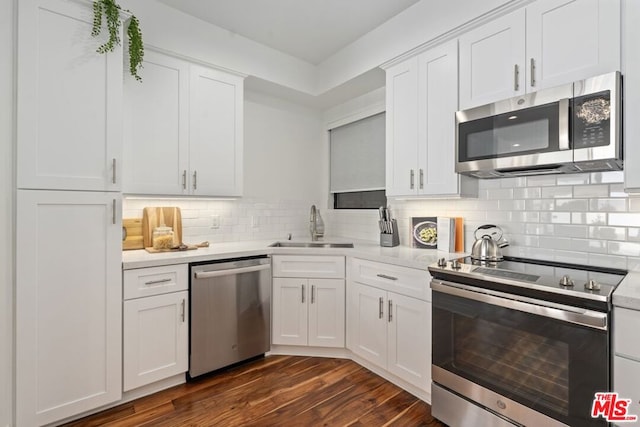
[
  {"left": 272, "top": 255, "right": 345, "bottom": 279},
  {"left": 350, "top": 258, "right": 430, "bottom": 301},
  {"left": 614, "top": 307, "right": 640, "bottom": 360},
  {"left": 124, "top": 264, "right": 188, "bottom": 300}
]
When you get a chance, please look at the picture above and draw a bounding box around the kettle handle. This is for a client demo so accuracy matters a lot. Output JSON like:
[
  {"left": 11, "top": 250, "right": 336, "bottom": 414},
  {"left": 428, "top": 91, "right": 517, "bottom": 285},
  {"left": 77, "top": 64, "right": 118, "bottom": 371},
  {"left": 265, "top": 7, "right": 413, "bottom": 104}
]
[
  {"left": 474, "top": 224, "right": 503, "bottom": 241},
  {"left": 478, "top": 224, "right": 497, "bottom": 229}
]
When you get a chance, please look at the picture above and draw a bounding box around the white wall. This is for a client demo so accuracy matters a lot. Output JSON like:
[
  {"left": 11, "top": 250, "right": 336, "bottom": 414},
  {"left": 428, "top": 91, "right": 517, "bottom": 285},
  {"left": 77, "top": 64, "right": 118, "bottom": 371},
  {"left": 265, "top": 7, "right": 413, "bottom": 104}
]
[
  {"left": 244, "top": 91, "right": 324, "bottom": 200},
  {"left": 0, "top": 0, "right": 13, "bottom": 425}
]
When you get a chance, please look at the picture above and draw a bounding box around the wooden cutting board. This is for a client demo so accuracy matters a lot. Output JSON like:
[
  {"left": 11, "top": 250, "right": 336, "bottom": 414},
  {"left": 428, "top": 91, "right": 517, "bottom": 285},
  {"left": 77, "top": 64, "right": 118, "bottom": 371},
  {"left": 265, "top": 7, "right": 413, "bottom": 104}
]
[
  {"left": 122, "top": 218, "right": 144, "bottom": 250},
  {"left": 142, "top": 207, "right": 183, "bottom": 248}
]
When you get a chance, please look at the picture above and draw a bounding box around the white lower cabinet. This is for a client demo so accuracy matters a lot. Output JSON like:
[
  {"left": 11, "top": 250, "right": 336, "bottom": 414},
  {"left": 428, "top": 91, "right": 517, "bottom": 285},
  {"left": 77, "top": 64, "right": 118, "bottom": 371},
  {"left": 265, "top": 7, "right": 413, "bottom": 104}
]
[
  {"left": 272, "top": 256, "right": 345, "bottom": 348},
  {"left": 123, "top": 264, "right": 189, "bottom": 392},
  {"left": 613, "top": 305, "right": 640, "bottom": 412},
  {"left": 347, "top": 258, "right": 431, "bottom": 391},
  {"left": 16, "top": 190, "right": 122, "bottom": 426}
]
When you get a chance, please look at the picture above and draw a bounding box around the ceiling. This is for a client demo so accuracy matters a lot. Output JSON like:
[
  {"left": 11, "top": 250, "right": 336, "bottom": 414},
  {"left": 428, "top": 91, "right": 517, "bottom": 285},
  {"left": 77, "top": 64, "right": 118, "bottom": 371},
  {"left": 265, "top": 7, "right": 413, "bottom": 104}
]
[{"left": 156, "top": 0, "right": 421, "bottom": 65}]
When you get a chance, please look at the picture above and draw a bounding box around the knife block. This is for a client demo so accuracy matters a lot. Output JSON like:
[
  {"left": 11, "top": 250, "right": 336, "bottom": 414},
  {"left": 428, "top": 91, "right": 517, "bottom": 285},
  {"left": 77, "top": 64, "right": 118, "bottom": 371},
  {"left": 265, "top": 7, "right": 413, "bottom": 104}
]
[{"left": 380, "top": 219, "right": 400, "bottom": 247}]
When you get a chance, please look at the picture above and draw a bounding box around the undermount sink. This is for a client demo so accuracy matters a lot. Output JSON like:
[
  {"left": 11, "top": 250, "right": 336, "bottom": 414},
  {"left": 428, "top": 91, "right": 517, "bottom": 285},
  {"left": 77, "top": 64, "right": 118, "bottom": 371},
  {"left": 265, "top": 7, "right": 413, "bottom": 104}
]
[{"left": 269, "top": 242, "right": 354, "bottom": 249}]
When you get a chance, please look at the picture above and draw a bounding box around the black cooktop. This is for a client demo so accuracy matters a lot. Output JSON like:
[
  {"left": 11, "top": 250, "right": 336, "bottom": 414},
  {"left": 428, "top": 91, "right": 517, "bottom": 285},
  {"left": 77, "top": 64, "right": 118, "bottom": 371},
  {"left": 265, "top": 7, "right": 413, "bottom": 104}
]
[{"left": 428, "top": 255, "right": 627, "bottom": 311}]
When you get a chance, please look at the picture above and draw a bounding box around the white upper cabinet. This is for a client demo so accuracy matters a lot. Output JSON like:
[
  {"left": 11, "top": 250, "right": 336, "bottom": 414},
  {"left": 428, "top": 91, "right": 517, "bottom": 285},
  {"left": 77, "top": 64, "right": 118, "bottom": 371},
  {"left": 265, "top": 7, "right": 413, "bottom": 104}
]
[
  {"left": 459, "top": 9, "right": 526, "bottom": 109},
  {"left": 460, "top": 0, "right": 620, "bottom": 109},
  {"left": 124, "top": 51, "right": 189, "bottom": 195},
  {"left": 189, "top": 64, "right": 244, "bottom": 197},
  {"left": 385, "top": 40, "right": 477, "bottom": 198},
  {"left": 124, "top": 51, "right": 244, "bottom": 197},
  {"left": 526, "top": 0, "right": 620, "bottom": 92},
  {"left": 17, "top": 0, "right": 122, "bottom": 192}
]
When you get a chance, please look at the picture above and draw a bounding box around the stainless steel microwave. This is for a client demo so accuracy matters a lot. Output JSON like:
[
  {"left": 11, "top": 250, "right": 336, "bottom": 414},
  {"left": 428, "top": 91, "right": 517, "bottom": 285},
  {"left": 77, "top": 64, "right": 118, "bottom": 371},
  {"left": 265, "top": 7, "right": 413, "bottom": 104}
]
[{"left": 455, "top": 71, "right": 622, "bottom": 178}]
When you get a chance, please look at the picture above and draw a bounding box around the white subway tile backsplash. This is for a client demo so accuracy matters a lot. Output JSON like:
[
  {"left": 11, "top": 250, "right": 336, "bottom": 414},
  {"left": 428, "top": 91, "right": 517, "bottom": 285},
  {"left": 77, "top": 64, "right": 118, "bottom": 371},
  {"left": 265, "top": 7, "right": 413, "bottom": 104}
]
[
  {"left": 590, "top": 199, "right": 627, "bottom": 212},
  {"left": 554, "top": 225, "right": 588, "bottom": 238},
  {"left": 609, "top": 213, "right": 640, "bottom": 227},
  {"left": 514, "top": 187, "right": 541, "bottom": 199},
  {"left": 589, "top": 253, "right": 628, "bottom": 269},
  {"left": 526, "top": 199, "right": 555, "bottom": 211},
  {"left": 573, "top": 185, "right": 609, "bottom": 198},
  {"left": 592, "top": 171, "right": 624, "bottom": 184},
  {"left": 555, "top": 199, "right": 588, "bottom": 212},
  {"left": 557, "top": 175, "right": 590, "bottom": 185},
  {"left": 588, "top": 226, "right": 626, "bottom": 241},
  {"left": 540, "top": 212, "right": 571, "bottom": 224},
  {"left": 541, "top": 186, "right": 573, "bottom": 199},
  {"left": 608, "top": 242, "right": 640, "bottom": 257},
  {"left": 526, "top": 175, "right": 557, "bottom": 187}
]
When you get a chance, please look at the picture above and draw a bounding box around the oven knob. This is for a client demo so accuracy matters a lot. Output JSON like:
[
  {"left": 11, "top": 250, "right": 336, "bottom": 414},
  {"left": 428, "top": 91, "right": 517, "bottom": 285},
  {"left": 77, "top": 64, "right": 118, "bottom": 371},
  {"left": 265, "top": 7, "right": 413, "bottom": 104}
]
[
  {"left": 585, "top": 279, "right": 601, "bottom": 291},
  {"left": 559, "top": 275, "right": 574, "bottom": 287},
  {"left": 437, "top": 257, "right": 447, "bottom": 267},
  {"left": 451, "top": 259, "right": 461, "bottom": 270}
]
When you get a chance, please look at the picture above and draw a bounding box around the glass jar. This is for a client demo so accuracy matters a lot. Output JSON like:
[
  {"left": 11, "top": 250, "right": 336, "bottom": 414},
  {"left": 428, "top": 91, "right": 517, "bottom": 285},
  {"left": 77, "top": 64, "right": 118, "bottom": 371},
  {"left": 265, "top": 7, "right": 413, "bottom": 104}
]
[{"left": 152, "top": 225, "right": 175, "bottom": 249}]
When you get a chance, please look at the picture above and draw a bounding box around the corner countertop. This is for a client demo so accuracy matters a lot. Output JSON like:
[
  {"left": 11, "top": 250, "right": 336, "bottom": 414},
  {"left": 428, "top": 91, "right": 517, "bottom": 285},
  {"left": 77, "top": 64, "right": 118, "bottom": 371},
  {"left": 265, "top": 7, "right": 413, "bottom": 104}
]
[
  {"left": 613, "top": 271, "right": 640, "bottom": 310},
  {"left": 122, "top": 238, "right": 461, "bottom": 271}
]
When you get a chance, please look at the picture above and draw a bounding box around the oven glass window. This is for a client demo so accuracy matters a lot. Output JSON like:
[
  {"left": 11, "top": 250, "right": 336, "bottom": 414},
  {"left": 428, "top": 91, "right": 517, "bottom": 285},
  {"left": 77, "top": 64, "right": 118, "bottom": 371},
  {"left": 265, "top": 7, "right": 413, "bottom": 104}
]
[
  {"left": 433, "top": 290, "right": 608, "bottom": 427},
  {"left": 458, "top": 102, "right": 560, "bottom": 162},
  {"left": 454, "top": 316, "right": 569, "bottom": 415}
]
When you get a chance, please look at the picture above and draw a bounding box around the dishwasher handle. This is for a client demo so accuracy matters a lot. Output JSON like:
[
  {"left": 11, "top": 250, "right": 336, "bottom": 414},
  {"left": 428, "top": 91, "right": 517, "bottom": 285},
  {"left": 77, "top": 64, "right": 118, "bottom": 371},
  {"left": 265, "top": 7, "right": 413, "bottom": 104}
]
[{"left": 194, "top": 263, "right": 270, "bottom": 279}]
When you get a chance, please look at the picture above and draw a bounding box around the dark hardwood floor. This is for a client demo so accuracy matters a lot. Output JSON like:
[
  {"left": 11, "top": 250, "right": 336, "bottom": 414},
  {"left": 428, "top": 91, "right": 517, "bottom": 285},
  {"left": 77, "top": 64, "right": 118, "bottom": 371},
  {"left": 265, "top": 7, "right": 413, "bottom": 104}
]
[{"left": 64, "top": 355, "right": 446, "bottom": 426}]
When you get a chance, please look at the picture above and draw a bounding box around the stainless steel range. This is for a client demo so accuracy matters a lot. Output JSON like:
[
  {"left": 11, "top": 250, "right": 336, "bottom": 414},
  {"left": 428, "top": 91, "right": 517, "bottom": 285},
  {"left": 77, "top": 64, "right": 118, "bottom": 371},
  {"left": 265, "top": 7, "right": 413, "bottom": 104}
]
[{"left": 428, "top": 256, "right": 627, "bottom": 427}]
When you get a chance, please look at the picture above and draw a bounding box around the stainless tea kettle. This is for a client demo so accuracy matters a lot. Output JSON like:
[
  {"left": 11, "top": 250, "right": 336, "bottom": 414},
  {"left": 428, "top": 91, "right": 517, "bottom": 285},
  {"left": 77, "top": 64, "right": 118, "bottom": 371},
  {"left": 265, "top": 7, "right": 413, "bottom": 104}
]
[{"left": 471, "top": 224, "right": 509, "bottom": 262}]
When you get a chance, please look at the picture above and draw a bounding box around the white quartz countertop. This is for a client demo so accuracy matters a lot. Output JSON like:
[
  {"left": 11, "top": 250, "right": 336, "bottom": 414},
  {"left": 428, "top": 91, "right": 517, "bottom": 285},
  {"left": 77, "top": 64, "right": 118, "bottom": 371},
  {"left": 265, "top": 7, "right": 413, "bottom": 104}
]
[
  {"left": 613, "top": 271, "right": 640, "bottom": 310},
  {"left": 122, "top": 238, "right": 461, "bottom": 271}
]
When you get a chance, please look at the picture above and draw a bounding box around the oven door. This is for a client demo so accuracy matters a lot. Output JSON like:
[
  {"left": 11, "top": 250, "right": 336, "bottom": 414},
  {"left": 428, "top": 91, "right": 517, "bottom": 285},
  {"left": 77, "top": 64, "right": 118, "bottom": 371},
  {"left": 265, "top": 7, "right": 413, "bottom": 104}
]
[
  {"left": 456, "top": 83, "right": 572, "bottom": 176},
  {"left": 431, "top": 279, "right": 609, "bottom": 427}
]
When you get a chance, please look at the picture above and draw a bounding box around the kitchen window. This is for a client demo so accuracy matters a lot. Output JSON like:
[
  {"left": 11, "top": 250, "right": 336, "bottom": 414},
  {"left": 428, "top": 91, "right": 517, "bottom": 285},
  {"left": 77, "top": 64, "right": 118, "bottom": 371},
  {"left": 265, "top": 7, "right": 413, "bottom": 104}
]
[{"left": 330, "top": 112, "right": 386, "bottom": 209}]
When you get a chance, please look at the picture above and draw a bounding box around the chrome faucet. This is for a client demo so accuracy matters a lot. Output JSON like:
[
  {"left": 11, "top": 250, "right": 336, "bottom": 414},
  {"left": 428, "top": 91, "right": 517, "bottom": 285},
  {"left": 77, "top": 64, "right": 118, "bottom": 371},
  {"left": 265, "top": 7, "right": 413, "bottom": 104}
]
[{"left": 309, "top": 205, "right": 323, "bottom": 241}]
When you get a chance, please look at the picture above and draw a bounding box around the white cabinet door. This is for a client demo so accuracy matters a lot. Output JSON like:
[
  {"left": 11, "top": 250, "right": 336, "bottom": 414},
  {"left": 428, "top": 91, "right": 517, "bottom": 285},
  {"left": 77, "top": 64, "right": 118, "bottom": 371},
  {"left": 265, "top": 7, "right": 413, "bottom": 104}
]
[
  {"left": 417, "top": 41, "right": 460, "bottom": 196},
  {"left": 387, "top": 293, "right": 431, "bottom": 390},
  {"left": 123, "top": 291, "right": 188, "bottom": 391},
  {"left": 124, "top": 51, "right": 189, "bottom": 195},
  {"left": 386, "top": 57, "right": 419, "bottom": 197},
  {"left": 526, "top": 0, "right": 620, "bottom": 91},
  {"left": 189, "top": 64, "right": 244, "bottom": 197},
  {"left": 17, "top": 0, "right": 122, "bottom": 192},
  {"left": 272, "top": 278, "right": 308, "bottom": 346},
  {"left": 16, "top": 190, "right": 122, "bottom": 426},
  {"left": 308, "top": 279, "right": 345, "bottom": 348},
  {"left": 614, "top": 356, "right": 640, "bottom": 419},
  {"left": 349, "top": 282, "right": 388, "bottom": 369},
  {"left": 459, "top": 9, "right": 526, "bottom": 109}
]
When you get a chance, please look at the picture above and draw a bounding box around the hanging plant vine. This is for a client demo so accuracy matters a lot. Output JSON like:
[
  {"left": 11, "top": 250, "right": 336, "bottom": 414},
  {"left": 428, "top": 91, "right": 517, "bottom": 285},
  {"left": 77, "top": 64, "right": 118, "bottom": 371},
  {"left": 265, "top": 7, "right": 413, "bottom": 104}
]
[{"left": 91, "top": 0, "right": 144, "bottom": 81}]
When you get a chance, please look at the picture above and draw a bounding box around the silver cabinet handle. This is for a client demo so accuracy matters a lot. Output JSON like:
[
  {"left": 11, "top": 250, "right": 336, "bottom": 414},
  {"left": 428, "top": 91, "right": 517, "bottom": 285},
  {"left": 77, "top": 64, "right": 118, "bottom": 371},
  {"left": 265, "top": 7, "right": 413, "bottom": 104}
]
[
  {"left": 514, "top": 64, "right": 519, "bottom": 91},
  {"left": 145, "top": 278, "right": 172, "bottom": 286},
  {"left": 530, "top": 58, "right": 536, "bottom": 87},
  {"left": 410, "top": 170, "right": 414, "bottom": 189},
  {"left": 388, "top": 300, "right": 393, "bottom": 322},
  {"left": 182, "top": 170, "right": 187, "bottom": 190},
  {"left": 311, "top": 285, "right": 315, "bottom": 304},
  {"left": 419, "top": 169, "right": 424, "bottom": 189},
  {"left": 193, "top": 170, "right": 197, "bottom": 190},
  {"left": 376, "top": 274, "right": 398, "bottom": 281},
  {"left": 301, "top": 284, "right": 306, "bottom": 303},
  {"left": 112, "top": 199, "right": 116, "bottom": 225},
  {"left": 112, "top": 158, "right": 117, "bottom": 184},
  {"left": 181, "top": 299, "right": 185, "bottom": 322},
  {"left": 379, "top": 297, "right": 384, "bottom": 319}
]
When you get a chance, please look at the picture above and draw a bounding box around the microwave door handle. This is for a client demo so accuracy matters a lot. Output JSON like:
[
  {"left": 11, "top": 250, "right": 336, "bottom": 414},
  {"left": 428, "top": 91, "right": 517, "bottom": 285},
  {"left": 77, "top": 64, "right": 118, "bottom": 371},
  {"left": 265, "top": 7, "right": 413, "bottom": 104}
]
[{"left": 558, "top": 98, "right": 570, "bottom": 150}]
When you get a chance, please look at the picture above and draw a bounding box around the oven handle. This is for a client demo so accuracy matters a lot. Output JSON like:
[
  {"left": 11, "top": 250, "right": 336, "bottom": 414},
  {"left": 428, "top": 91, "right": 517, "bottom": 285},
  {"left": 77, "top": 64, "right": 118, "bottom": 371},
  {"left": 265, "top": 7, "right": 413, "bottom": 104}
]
[{"left": 431, "top": 279, "right": 607, "bottom": 331}]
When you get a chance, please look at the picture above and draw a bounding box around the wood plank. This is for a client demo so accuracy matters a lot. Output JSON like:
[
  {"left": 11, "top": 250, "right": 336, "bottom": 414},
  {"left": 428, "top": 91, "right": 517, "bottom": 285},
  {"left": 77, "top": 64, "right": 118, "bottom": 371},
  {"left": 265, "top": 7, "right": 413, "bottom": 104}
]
[{"left": 64, "top": 356, "right": 445, "bottom": 427}]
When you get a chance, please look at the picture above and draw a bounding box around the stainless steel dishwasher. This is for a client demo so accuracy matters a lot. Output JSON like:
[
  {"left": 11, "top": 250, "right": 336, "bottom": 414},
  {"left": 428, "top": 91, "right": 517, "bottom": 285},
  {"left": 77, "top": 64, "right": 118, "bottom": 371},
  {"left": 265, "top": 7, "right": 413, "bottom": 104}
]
[{"left": 189, "top": 256, "right": 271, "bottom": 378}]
